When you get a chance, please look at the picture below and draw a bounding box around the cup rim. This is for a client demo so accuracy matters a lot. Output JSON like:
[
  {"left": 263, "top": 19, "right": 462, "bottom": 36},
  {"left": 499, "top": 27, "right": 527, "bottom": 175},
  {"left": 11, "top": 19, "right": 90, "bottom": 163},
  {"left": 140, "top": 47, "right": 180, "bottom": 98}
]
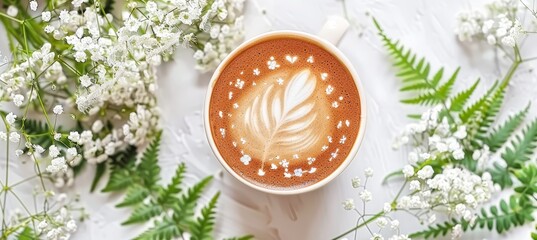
[{"left": 203, "top": 30, "right": 367, "bottom": 195}]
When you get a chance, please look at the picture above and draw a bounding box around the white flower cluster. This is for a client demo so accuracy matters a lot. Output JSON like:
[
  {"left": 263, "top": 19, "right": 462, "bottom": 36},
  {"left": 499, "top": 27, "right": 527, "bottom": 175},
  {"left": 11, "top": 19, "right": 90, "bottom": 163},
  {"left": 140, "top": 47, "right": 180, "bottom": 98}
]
[
  {"left": 342, "top": 169, "right": 410, "bottom": 240},
  {"left": 454, "top": 0, "right": 525, "bottom": 47},
  {"left": 1, "top": 0, "right": 244, "bottom": 169},
  {"left": 37, "top": 207, "right": 77, "bottom": 240},
  {"left": 0, "top": 43, "right": 63, "bottom": 105},
  {"left": 394, "top": 105, "right": 467, "bottom": 163},
  {"left": 400, "top": 165, "right": 493, "bottom": 223},
  {"left": 8, "top": 192, "right": 83, "bottom": 240}
]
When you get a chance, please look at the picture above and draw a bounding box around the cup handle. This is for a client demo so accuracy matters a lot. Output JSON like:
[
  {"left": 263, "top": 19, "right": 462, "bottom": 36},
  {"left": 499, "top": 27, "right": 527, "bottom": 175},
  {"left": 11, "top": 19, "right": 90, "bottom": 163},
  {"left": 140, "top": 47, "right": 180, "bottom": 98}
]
[{"left": 317, "top": 15, "right": 350, "bottom": 46}]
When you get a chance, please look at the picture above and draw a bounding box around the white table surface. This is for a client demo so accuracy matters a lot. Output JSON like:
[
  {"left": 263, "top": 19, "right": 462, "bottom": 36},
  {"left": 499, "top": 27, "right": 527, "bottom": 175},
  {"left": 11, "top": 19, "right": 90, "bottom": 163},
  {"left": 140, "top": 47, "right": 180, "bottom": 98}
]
[{"left": 1, "top": 0, "right": 536, "bottom": 239}]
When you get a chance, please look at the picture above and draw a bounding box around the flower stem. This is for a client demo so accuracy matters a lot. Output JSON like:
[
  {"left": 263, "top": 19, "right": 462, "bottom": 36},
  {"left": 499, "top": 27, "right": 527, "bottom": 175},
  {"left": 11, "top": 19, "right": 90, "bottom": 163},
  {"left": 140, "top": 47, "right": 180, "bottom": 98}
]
[{"left": 332, "top": 211, "right": 384, "bottom": 240}]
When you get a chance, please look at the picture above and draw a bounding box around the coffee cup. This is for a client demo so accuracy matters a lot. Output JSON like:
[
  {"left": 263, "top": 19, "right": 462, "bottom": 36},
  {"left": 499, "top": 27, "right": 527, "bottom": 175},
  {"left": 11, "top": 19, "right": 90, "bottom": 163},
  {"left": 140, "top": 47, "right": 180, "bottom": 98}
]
[{"left": 204, "top": 16, "right": 366, "bottom": 195}]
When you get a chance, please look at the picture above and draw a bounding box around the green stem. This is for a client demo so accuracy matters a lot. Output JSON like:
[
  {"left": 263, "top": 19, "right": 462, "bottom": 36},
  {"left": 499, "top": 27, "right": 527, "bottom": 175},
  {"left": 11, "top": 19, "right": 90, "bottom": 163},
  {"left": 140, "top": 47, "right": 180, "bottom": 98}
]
[
  {"left": 331, "top": 211, "right": 385, "bottom": 240},
  {"left": 0, "top": 12, "right": 23, "bottom": 23}
]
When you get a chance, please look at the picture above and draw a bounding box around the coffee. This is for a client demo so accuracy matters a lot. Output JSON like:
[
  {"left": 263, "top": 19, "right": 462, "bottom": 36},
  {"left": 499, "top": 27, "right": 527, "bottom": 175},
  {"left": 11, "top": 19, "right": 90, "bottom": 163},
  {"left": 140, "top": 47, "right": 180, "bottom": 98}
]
[{"left": 208, "top": 35, "right": 362, "bottom": 190}]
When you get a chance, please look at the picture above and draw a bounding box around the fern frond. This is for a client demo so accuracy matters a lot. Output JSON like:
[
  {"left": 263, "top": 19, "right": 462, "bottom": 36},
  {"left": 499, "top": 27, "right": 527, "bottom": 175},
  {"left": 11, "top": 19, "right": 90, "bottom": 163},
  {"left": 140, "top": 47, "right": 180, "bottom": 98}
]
[
  {"left": 374, "top": 18, "right": 455, "bottom": 106},
  {"left": 189, "top": 192, "right": 220, "bottom": 240},
  {"left": 134, "top": 217, "right": 180, "bottom": 240},
  {"left": 122, "top": 203, "right": 162, "bottom": 225},
  {"left": 116, "top": 185, "right": 150, "bottom": 208},
  {"left": 139, "top": 132, "right": 162, "bottom": 190},
  {"left": 472, "top": 82, "right": 507, "bottom": 143},
  {"left": 484, "top": 104, "right": 530, "bottom": 152},
  {"left": 502, "top": 118, "right": 537, "bottom": 167},
  {"left": 409, "top": 195, "right": 535, "bottom": 238},
  {"left": 102, "top": 167, "right": 134, "bottom": 192},
  {"left": 102, "top": 146, "right": 138, "bottom": 192},
  {"left": 490, "top": 162, "right": 514, "bottom": 188},
  {"left": 17, "top": 119, "right": 55, "bottom": 150},
  {"left": 173, "top": 176, "right": 213, "bottom": 225},
  {"left": 460, "top": 81, "right": 498, "bottom": 123},
  {"left": 158, "top": 163, "right": 186, "bottom": 206},
  {"left": 449, "top": 79, "right": 479, "bottom": 112}
]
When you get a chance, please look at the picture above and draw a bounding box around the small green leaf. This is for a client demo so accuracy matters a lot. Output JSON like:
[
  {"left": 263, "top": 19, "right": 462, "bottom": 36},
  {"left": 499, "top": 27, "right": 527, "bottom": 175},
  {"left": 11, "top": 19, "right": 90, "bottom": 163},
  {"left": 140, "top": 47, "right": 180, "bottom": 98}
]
[
  {"left": 449, "top": 79, "right": 479, "bottom": 112},
  {"left": 190, "top": 192, "right": 220, "bottom": 240},
  {"left": 138, "top": 131, "right": 162, "bottom": 189},
  {"left": 173, "top": 176, "right": 213, "bottom": 226},
  {"left": 484, "top": 104, "right": 530, "bottom": 152},
  {"left": 122, "top": 203, "right": 162, "bottom": 225},
  {"left": 116, "top": 185, "right": 150, "bottom": 208},
  {"left": 17, "top": 226, "right": 36, "bottom": 240},
  {"left": 90, "top": 162, "right": 107, "bottom": 192},
  {"left": 134, "top": 217, "right": 180, "bottom": 240},
  {"left": 501, "top": 119, "right": 537, "bottom": 167}
]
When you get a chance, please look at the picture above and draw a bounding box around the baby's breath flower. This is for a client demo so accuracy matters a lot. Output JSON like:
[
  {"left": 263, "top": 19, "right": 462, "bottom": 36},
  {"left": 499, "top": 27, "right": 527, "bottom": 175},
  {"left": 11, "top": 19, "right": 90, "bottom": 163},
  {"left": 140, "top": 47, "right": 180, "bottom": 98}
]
[
  {"left": 6, "top": 112, "right": 17, "bottom": 125},
  {"left": 9, "top": 132, "right": 20, "bottom": 143},
  {"left": 402, "top": 165, "right": 414, "bottom": 178},
  {"left": 42, "top": 11, "right": 51, "bottom": 22},
  {"left": 49, "top": 145, "right": 60, "bottom": 158},
  {"left": 7, "top": 5, "right": 18, "bottom": 17},
  {"left": 53, "top": 105, "right": 64, "bottom": 115},
  {"left": 47, "top": 157, "right": 67, "bottom": 173},
  {"left": 376, "top": 217, "right": 388, "bottom": 228},
  {"left": 451, "top": 224, "right": 463, "bottom": 239},
  {"left": 364, "top": 167, "right": 374, "bottom": 177},
  {"left": 12, "top": 94, "right": 24, "bottom": 106},
  {"left": 351, "top": 177, "right": 361, "bottom": 188},
  {"left": 383, "top": 202, "right": 392, "bottom": 213},
  {"left": 15, "top": 149, "right": 23, "bottom": 156},
  {"left": 342, "top": 199, "right": 355, "bottom": 210},
  {"left": 409, "top": 180, "right": 421, "bottom": 191},
  {"left": 417, "top": 165, "right": 434, "bottom": 179},
  {"left": 359, "top": 190, "right": 372, "bottom": 202},
  {"left": 30, "top": 1, "right": 38, "bottom": 11}
]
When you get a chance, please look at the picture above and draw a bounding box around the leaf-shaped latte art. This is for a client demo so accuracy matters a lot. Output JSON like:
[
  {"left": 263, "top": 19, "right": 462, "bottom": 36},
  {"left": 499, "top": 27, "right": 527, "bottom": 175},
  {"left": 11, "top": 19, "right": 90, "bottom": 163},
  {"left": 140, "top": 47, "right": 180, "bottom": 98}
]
[{"left": 240, "top": 69, "right": 328, "bottom": 170}]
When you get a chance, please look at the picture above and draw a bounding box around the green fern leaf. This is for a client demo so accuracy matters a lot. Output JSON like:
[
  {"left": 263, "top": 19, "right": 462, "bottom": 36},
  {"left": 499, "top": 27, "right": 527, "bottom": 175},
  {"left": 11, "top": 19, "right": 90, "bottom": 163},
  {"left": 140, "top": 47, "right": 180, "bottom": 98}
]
[
  {"left": 449, "top": 79, "right": 480, "bottom": 112},
  {"left": 502, "top": 119, "right": 537, "bottom": 167},
  {"left": 16, "top": 118, "right": 55, "bottom": 150},
  {"left": 190, "top": 192, "right": 220, "bottom": 240},
  {"left": 173, "top": 176, "right": 213, "bottom": 226},
  {"left": 134, "top": 217, "right": 181, "bottom": 240},
  {"left": 116, "top": 185, "right": 150, "bottom": 208},
  {"left": 103, "top": 0, "right": 116, "bottom": 14},
  {"left": 102, "top": 167, "right": 134, "bottom": 192},
  {"left": 138, "top": 132, "right": 162, "bottom": 190},
  {"left": 410, "top": 195, "right": 535, "bottom": 238},
  {"left": 490, "top": 162, "right": 514, "bottom": 188},
  {"left": 472, "top": 82, "right": 507, "bottom": 143},
  {"left": 460, "top": 81, "right": 498, "bottom": 123},
  {"left": 90, "top": 162, "right": 107, "bottom": 192},
  {"left": 484, "top": 104, "right": 530, "bottom": 152},
  {"left": 17, "top": 226, "right": 36, "bottom": 240},
  {"left": 158, "top": 163, "right": 186, "bottom": 206},
  {"left": 102, "top": 146, "right": 138, "bottom": 192},
  {"left": 374, "top": 18, "right": 456, "bottom": 106},
  {"left": 514, "top": 164, "right": 537, "bottom": 196},
  {"left": 122, "top": 203, "right": 162, "bottom": 225}
]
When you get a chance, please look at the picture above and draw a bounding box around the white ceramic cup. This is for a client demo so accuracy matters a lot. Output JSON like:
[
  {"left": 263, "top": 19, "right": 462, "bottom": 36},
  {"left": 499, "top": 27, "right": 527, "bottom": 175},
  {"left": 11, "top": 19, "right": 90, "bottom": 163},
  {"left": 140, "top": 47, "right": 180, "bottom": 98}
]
[{"left": 204, "top": 16, "right": 367, "bottom": 195}]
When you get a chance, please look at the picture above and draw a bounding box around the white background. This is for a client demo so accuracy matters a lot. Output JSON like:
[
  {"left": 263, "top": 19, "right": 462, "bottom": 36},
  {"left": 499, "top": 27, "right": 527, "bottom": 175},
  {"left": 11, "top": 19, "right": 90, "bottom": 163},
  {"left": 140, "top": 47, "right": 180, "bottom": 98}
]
[{"left": 1, "top": 0, "right": 537, "bottom": 239}]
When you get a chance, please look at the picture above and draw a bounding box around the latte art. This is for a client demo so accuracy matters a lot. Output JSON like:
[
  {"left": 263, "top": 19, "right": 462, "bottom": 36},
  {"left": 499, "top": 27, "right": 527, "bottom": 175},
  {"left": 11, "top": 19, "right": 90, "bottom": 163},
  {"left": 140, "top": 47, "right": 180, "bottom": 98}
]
[
  {"left": 236, "top": 69, "right": 331, "bottom": 175},
  {"left": 208, "top": 36, "right": 362, "bottom": 190}
]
